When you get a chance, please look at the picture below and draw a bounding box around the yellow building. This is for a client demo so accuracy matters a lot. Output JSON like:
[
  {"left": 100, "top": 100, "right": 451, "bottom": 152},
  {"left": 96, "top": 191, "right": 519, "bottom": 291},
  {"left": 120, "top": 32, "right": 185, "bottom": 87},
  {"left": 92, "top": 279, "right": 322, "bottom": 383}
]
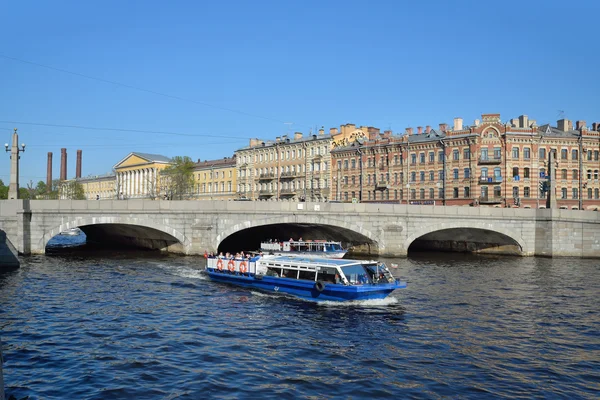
[
  {"left": 113, "top": 152, "right": 172, "bottom": 199},
  {"left": 192, "top": 156, "right": 237, "bottom": 200},
  {"left": 76, "top": 173, "right": 116, "bottom": 199}
]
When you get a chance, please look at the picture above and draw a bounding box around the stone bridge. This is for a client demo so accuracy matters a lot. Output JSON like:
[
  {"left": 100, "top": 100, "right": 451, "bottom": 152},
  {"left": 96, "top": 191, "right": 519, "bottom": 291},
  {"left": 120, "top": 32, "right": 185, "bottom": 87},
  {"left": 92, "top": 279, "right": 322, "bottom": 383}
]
[{"left": 0, "top": 199, "right": 599, "bottom": 258}]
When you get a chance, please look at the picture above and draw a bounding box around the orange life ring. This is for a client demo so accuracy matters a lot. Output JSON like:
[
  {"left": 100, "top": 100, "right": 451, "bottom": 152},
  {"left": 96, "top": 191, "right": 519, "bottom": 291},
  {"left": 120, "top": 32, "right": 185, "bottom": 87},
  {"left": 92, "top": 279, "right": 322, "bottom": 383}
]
[
  {"left": 228, "top": 260, "right": 235, "bottom": 272},
  {"left": 216, "top": 259, "right": 223, "bottom": 271},
  {"left": 239, "top": 261, "right": 247, "bottom": 274}
]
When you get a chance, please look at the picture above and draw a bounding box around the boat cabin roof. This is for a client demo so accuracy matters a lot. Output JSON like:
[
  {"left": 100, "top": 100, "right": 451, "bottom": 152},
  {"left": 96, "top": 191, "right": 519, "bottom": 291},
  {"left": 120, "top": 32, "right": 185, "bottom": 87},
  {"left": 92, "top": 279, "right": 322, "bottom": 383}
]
[{"left": 260, "top": 255, "right": 376, "bottom": 268}]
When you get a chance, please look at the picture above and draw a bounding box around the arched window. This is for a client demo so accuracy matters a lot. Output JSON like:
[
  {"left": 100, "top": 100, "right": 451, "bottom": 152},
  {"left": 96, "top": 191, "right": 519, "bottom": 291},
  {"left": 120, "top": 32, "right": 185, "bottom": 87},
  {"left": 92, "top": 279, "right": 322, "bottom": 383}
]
[{"left": 513, "top": 167, "right": 519, "bottom": 177}]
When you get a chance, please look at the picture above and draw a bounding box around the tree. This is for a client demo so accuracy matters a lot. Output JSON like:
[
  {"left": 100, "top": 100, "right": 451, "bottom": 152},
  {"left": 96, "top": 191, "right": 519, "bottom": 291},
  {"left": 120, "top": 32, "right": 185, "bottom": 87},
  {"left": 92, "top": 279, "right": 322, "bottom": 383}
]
[
  {"left": 0, "top": 179, "right": 7, "bottom": 199},
  {"left": 161, "top": 156, "right": 195, "bottom": 200},
  {"left": 60, "top": 180, "right": 86, "bottom": 200}
]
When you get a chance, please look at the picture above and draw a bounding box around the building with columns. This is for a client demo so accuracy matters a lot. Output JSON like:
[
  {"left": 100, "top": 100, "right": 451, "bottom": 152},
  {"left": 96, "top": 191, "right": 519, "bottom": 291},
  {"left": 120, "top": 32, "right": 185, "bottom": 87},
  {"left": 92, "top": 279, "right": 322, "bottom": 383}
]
[
  {"left": 331, "top": 114, "right": 600, "bottom": 210},
  {"left": 113, "top": 152, "right": 172, "bottom": 199},
  {"left": 192, "top": 156, "right": 237, "bottom": 200}
]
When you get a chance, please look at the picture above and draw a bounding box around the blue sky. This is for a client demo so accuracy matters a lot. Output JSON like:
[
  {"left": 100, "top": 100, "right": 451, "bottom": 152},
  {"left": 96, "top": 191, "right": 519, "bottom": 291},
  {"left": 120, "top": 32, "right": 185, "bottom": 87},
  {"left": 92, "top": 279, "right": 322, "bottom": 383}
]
[{"left": 1, "top": 0, "right": 599, "bottom": 185}]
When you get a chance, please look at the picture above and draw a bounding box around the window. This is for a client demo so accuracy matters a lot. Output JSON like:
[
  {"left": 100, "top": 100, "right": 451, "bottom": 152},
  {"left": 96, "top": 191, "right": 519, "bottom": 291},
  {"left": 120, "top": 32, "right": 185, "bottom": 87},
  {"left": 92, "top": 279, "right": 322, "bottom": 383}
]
[
  {"left": 587, "top": 170, "right": 592, "bottom": 179},
  {"left": 494, "top": 167, "right": 502, "bottom": 178},
  {"left": 453, "top": 169, "right": 459, "bottom": 179},
  {"left": 453, "top": 150, "right": 459, "bottom": 160},
  {"left": 494, "top": 147, "right": 501, "bottom": 159},
  {"left": 411, "top": 154, "right": 416, "bottom": 164},
  {"left": 513, "top": 187, "right": 519, "bottom": 198},
  {"left": 438, "top": 170, "right": 444, "bottom": 180},
  {"left": 429, "top": 171, "right": 435, "bottom": 181},
  {"left": 524, "top": 187, "right": 530, "bottom": 198},
  {"left": 494, "top": 186, "right": 502, "bottom": 197},
  {"left": 561, "top": 149, "right": 567, "bottom": 160},
  {"left": 453, "top": 187, "right": 459, "bottom": 198},
  {"left": 561, "top": 188, "right": 567, "bottom": 199},
  {"left": 337, "top": 160, "right": 342, "bottom": 170},
  {"left": 411, "top": 172, "right": 416, "bottom": 182},
  {"left": 524, "top": 147, "right": 530, "bottom": 160},
  {"left": 572, "top": 149, "right": 578, "bottom": 160},
  {"left": 410, "top": 189, "right": 416, "bottom": 199},
  {"left": 464, "top": 168, "right": 470, "bottom": 178},
  {"left": 420, "top": 189, "right": 425, "bottom": 199},
  {"left": 464, "top": 187, "right": 470, "bottom": 197},
  {"left": 394, "top": 190, "right": 397, "bottom": 199},
  {"left": 596, "top": 170, "right": 599, "bottom": 180},
  {"left": 343, "top": 160, "right": 349, "bottom": 169},
  {"left": 420, "top": 171, "right": 425, "bottom": 182},
  {"left": 513, "top": 167, "right": 519, "bottom": 178},
  {"left": 438, "top": 151, "right": 444, "bottom": 162},
  {"left": 464, "top": 148, "right": 470, "bottom": 160},
  {"left": 429, "top": 188, "right": 434, "bottom": 199},
  {"left": 596, "top": 188, "right": 599, "bottom": 199},
  {"left": 481, "top": 167, "right": 488, "bottom": 178},
  {"left": 588, "top": 150, "right": 592, "bottom": 161},
  {"left": 439, "top": 188, "right": 444, "bottom": 199},
  {"left": 481, "top": 148, "right": 489, "bottom": 160},
  {"left": 512, "top": 147, "right": 519, "bottom": 159},
  {"left": 524, "top": 168, "right": 530, "bottom": 178},
  {"left": 539, "top": 148, "right": 546, "bottom": 160},
  {"left": 394, "top": 173, "right": 398, "bottom": 184},
  {"left": 572, "top": 188, "right": 578, "bottom": 199},
  {"left": 595, "top": 151, "right": 599, "bottom": 161},
  {"left": 561, "top": 169, "right": 567, "bottom": 180},
  {"left": 420, "top": 153, "right": 425, "bottom": 163},
  {"left": 351, "top": 159, "right": 356, "bottom": 169},
  {"left": 572, "top": 169, "right": 578, "bottom": 180},
  {"left": 429, "top": 152, "right": 435, "bottom": 163}
]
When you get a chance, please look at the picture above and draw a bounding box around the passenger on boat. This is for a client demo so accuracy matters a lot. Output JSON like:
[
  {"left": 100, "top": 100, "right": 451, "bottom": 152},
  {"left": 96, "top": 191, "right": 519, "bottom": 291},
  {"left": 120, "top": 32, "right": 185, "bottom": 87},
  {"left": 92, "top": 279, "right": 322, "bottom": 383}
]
[{"left": 218, "top": 252, "right": 224, "bottom": 258}]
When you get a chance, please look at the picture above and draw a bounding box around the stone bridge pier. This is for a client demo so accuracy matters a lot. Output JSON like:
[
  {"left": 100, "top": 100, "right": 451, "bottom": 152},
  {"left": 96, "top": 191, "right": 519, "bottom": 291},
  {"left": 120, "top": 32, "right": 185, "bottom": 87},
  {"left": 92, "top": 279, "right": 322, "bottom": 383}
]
[{"left": 0, "top": 199, "right": 598, "bottom": 258}]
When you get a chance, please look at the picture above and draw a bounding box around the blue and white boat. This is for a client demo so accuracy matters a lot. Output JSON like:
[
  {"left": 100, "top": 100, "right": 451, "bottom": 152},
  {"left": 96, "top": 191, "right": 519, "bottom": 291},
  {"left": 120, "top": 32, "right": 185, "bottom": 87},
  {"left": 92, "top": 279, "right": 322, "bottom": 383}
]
[
  {"left": 260, "top": 239, "right": 347, "bottom": 259},
  {"left": 205, "top": 255, "right": 406, "bottom": 302}
]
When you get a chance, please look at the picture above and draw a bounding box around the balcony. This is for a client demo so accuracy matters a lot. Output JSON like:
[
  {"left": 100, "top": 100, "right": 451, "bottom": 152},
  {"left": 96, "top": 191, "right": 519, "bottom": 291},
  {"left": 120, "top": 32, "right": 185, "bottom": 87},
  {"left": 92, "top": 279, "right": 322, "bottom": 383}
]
[
  {"left": 479, "top": 195, "right": 503, "bottom": 204},
  {"left": 258, "top": 173, "right": 275, "bottom": 181},
  {"left": 478, "top": 156, "right": 502, "bottom": 165},
  {"left": 479, "top": 176, "right": 503, "bottom": 184},
  {"left": 280, "top": 171, "right": 302, "bottom": 179},
  {"left": 280, "top": 188, "right": 297, "bottom": 195},
  {"left": 259, "top": 189, "right": 274, "bottom": 196},
  {"left": 375, "top": 181, "right": 390, "bottom": 191}
]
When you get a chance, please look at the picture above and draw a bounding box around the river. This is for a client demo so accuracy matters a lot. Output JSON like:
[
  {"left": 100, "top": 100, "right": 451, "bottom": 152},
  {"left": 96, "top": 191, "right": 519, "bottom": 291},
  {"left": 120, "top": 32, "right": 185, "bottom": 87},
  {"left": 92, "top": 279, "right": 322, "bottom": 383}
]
[{"left": 1, "top": 242, "right": 598, "bottom": 399}]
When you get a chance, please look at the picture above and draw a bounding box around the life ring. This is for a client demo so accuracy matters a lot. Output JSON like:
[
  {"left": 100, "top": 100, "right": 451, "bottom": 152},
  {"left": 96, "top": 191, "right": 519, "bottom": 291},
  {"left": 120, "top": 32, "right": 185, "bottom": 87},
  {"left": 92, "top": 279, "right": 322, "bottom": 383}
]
[
  {"left": 314, "top": 280, "right": 325, "bottom": 292},
  {"left": 228, "top": 260, "right": 235, "bottom": 272},
  {"left": 216, "top": 259, "right": 223, "bottom": 271},
  {"left": 239, "top": 261, "right": 247, "bottom": 274}
]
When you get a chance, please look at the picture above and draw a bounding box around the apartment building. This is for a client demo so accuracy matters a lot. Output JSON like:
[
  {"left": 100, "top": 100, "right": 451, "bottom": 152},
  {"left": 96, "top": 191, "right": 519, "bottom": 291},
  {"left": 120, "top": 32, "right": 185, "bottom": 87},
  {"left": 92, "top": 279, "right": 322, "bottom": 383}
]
[
  {"left": 331, "top": 114, "right": 600, "bottom": 209},
  {"left": 192, "top": 156, "right": 237, "bottom": 200}
]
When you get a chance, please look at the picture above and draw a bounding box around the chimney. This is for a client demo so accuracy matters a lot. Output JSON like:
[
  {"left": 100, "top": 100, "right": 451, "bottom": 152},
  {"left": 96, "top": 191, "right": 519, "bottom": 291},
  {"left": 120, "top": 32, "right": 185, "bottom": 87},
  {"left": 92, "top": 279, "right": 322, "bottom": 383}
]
[
  {"left": 275, "top": 136, "right": 280, "bottom": 142},
  {"left": 417, "top": 126, "right": 423, "bottom": 134},
  {"left": 529, "top": 119, "right": 537, "bottom": 128},
  {"left": 60, "top": 148, "right": 67, "bottom": 181},
  {"left": 318, "top": 127, "right": 325, "bottom": 135},
  {"left": 568, "top": 120, "right": 573, "bottom": 131},
  {"left": 383, "top": 130, "right": 392, "bottom": 137},
  {"left": 425, "top": 125, "right": 431, "bottom": 133},
  {"left": 510, "top": 118, "right": 518, "bottom": 127},
  {"left": 557, "top": 119, "right": 571, "bottom": 132},
  {"left": 294, "top": 132, "right": 303, "bottom": 140},
  {"left": 453, "top": 118, "right": 463, "bottom": 131},
  {"left": 439, "top": 123, "right": 448, "bottom": 131},
  {"left": 593, "top": 122, "right": 598, "bottom": 131},
  {"left": 575, "top": 120, "right": 586, "bottom": 130},
  {"left": 329, "top": 128, "right": 338, "bottom": 135},
  {"left": 406, "top": 127, "right": 414, "bottom": 135},
  {"left": 76, "top": 149, "right": 82, "bottom": 178},
  {"left": 46, "top": 152, "right": 52, "bottom": 191},
  {"left": 519, "top": 115, "right": 529, "bottom": 128},
  {"left": 474, "top": 119, "right": 480, "bottom": 127}
]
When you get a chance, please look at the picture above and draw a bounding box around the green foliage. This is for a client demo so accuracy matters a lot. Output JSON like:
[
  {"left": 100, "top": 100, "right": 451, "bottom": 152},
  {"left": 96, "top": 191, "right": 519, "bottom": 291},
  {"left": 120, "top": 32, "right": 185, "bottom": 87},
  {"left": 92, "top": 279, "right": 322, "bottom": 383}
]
[
  {"left": 161, "top": 156, "right": 195, "bottom": 200},
  {"left": 60, "top": 180, "right": 86, "bottom": 200},
  {"left": 0, "top": 179, "right": 7, "bottom": 199}
]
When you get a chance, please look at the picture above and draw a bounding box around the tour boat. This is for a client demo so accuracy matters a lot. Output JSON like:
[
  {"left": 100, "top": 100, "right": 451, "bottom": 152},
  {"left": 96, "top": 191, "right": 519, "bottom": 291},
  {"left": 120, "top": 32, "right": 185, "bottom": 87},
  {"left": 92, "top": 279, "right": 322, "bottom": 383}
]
[
  {"left": 204, "top": 255, "right": 406, "bottom": 302},
  {"left": 260, "top": 239, "right": 347, "bottom": 259}
]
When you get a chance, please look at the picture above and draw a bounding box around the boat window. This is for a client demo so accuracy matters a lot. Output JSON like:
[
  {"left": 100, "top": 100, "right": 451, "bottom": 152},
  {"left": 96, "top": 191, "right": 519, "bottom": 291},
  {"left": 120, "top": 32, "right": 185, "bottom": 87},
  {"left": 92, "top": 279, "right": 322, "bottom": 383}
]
[
  {"left": 318, "top": 267, "right": 339, "bottom": 283},
  {"left": 341, "top": 265, "right": 371, "bottom": 284},
  {"left": 298, "top": 270, "right": 316, "bottom": 281}
]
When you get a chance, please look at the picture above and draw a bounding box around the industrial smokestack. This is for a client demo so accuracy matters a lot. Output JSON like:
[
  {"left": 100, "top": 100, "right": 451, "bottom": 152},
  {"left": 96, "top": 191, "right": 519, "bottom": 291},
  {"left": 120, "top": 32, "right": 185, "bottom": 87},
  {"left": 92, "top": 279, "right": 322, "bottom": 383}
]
[
  {"left": 47, "top": 152, "right": 53, "bottom": 191},
  {"left": 60, "top": 148, "right": 67, "bottom": 181},
  {"left": 76, "top": 149, "right": 82, "bottom": 178}
]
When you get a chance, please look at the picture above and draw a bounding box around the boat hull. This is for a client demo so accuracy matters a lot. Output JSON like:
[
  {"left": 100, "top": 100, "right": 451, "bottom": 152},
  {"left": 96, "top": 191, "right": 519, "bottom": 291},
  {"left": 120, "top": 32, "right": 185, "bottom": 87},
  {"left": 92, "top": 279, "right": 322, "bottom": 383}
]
[{"left": 206, "top": 268, "right": 405, "bottom": 302}]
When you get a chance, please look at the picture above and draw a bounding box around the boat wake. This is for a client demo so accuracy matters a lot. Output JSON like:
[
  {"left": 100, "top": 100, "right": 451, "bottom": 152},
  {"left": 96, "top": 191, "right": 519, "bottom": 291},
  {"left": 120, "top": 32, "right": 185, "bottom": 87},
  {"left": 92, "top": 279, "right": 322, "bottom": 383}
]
[
  {"left": 317, "top": 297, "right": 399, "bottom": 307},
  {"left": 156, "top": 263, "right": 208, "bottom": 280}
]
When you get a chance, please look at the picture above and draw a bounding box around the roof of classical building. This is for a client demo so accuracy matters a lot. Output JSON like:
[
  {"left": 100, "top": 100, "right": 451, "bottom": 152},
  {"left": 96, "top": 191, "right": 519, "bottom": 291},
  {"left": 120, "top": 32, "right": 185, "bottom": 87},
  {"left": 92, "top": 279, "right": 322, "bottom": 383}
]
[
  {"left": 75, "top": 173, "right": 116, "bottom": 182},
  {"left": 113, "top": 152, "right": 172, "bottom": 169},
  {"left": 194, "top": 156, "right": 236, "bottom": 170},
  {"left": 536, "top": 124, "right": 582, "bottom": 138}
]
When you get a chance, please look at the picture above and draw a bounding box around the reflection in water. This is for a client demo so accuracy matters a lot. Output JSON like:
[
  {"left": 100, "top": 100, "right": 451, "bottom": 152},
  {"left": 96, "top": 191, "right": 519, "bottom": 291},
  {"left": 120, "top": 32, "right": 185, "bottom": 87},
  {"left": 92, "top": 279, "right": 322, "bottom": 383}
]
[{"left": 0, "top": 249, "right": 598, "bottom": 399}]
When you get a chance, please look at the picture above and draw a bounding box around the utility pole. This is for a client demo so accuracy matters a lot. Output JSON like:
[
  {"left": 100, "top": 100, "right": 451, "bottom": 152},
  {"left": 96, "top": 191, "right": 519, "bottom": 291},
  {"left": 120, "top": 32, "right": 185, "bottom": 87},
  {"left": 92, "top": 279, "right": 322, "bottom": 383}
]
[{"left": 5, "top": 128, "right": 26, "bottom": 199}]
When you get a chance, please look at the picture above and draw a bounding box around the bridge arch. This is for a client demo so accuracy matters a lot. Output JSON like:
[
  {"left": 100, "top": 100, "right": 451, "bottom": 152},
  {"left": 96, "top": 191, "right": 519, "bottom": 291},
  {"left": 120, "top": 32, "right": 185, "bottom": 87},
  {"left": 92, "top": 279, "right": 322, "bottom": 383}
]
[
  {"left": 404, "top": 221, "right": 528, "bottom": 255},
  {"left": 216, "top": 214, "right": 379, "bottom": 252},
  {"left": 42, "top": 216, "right": 192, "bottom": 253}
]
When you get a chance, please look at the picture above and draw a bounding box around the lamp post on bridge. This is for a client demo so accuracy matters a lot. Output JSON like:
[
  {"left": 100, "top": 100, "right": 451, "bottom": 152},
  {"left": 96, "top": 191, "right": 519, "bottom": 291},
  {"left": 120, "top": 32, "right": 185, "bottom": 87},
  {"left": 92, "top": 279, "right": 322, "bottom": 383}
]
[{"left": 5, "top": 128, "right": 26, "bottom": 199}]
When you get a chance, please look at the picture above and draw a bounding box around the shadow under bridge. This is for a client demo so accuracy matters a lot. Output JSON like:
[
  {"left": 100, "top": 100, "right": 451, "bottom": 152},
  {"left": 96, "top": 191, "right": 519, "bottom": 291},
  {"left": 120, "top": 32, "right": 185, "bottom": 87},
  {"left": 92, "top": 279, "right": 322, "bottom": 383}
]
[{"left": 217, "top": 223, "right": 376, "bottom": 255}]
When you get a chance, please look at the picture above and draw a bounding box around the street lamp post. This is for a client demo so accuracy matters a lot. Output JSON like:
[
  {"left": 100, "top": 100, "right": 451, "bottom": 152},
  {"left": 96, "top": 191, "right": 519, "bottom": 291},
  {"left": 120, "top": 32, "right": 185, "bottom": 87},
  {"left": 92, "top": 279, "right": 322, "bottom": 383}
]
[{"left": 5, "top": 128, "right": 26, "bottom": 199}]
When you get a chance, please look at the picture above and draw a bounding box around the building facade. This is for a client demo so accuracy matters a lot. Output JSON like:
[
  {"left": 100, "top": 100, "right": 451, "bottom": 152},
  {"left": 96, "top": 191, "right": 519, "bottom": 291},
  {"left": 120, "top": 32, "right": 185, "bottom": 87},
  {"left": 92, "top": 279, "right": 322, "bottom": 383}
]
[
  {"left": 331, "top": 114, "right": 600, "bottom": 210},
  {"left": 192, "top": 156, "right": 237, "bottom": 200},
  {"left": 234, "top": 124, "right": 376, "bottom": 202},
  {"left": 113, "top": 152, "right": 172, "bottom": 199},
  {"left": 73, "top": 173, "right": 116, "bottom": 200}
]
